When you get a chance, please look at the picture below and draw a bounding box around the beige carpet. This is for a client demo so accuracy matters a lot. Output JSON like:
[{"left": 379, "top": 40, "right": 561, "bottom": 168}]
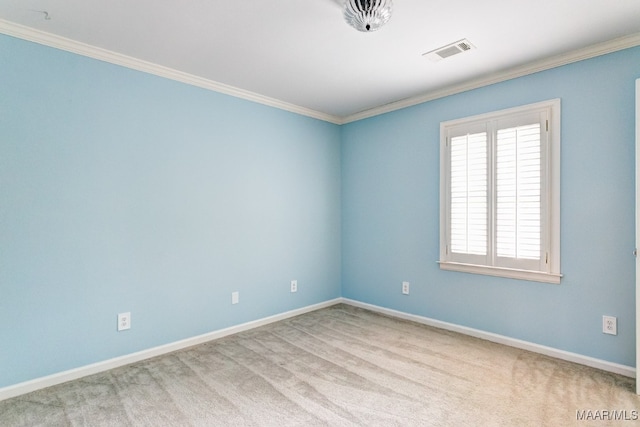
[{"left": 1, "top": 304, "right": 638, "bottom": 426}]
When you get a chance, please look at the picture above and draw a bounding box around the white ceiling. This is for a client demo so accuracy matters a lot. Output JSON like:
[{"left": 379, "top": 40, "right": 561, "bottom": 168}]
[{"left": 2, "top": 0, "right": 640, "bottom": 122}]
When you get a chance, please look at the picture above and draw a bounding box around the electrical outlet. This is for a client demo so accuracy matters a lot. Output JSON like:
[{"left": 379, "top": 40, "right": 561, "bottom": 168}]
[
  {"left": 291, "top": 280, "right": 298, "bottom": 293},
  {"left": 402, "top": 281, "right": 410, "bottom": 295},
  {"left": 602, "top": 315, "right": 617, "bottom": 335},
  {"left": 232, "top": 291, "right": 239, "bottom": 305},
  {"left": 117, "top": 312, "right": 131, "bottom": 331}
]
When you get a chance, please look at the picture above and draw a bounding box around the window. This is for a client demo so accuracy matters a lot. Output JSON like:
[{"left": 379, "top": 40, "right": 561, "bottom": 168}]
[{"left": 439, "top": 99, "right": 561, "bottom": 283}]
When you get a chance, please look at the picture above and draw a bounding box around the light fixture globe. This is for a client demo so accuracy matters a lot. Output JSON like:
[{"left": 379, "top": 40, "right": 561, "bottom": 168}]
[{"left": 344, "top": 0, "right": 393, "bottom": 32}]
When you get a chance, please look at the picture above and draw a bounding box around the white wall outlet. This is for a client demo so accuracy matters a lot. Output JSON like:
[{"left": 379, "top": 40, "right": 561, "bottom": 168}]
[
  {"left": 117, "top": 312, "right": 131, "bottom": 331},
  {"left": 603, "top": 315, "right": 617, "bottom": 335},
  {"left": 402, "top": 281, "right": 410, "bottom": 295},
  {"left": 232, "top": 291, "right": 239, "bottom": 305},
  {"left": 291, "top": 280, "right": 298, "bottom": 293}
]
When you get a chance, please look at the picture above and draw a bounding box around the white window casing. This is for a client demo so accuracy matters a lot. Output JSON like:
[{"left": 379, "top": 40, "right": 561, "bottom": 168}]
[{"left": 439, "top": 99, "right": 561, "bottom": 284}]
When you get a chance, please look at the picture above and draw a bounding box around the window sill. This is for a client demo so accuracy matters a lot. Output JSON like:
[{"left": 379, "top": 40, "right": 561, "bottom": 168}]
[{"left": 438, "top": 261, "right": 562, "bottom": 284}]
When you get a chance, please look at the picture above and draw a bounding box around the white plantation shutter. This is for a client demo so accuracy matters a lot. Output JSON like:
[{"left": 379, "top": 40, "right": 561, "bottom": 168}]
[
  {"left": 440, "top": 99, "right": 561, "bottom": 283},
  {"left": 496, "top": 123, "right": 541, "bottom": 262},
  {"left": 450, "top": 132, "right": 487, "bottom": 256}
]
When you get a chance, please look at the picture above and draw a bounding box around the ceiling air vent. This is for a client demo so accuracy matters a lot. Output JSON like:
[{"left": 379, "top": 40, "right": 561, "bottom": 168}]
[{"left": 423, "top": 39, "right": 475, "bottom": 62}]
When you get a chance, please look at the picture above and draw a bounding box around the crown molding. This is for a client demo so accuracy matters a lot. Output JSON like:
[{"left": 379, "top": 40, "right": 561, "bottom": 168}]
[
  {"left": 0, "top": 19, "right": 343, "bottom": 125},
  {"left": 2, "top": 19, "right": 639, "bottom": 126},
  {"left": 342, "top": 32, "right": 640, "bottom": 124}
]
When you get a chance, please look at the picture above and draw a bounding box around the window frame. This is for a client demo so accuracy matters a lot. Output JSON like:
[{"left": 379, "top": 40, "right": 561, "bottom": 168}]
[{"left": 439, "top": 99, "right": 562, "bottom": 284}]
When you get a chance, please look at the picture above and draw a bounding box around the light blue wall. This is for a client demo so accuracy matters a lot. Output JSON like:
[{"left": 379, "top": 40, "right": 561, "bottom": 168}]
[
  {"left": 342, "top": 46, "right": 640, "bottom": 366},
  {"left": 0, "top": 35, "right": 342, "bottom": 388},
  {"left": 2, "top": 32, "right": 639, "bottom": 391}
]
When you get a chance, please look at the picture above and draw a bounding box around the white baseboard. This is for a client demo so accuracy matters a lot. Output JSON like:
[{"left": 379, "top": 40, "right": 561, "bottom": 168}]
[
  {"left": 340, "top": 298, "right": 635, "bottom": 378},
  {"left": 2, "top": 296, "right": 633, "bottom": 402},
  {"left": 0, "top": 298, "right": 342, "bottom": 402}
]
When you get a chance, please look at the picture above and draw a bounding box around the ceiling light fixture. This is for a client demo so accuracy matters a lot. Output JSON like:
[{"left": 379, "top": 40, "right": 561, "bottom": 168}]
[{"left": 344, "top": 0, "right": 393, "bottom": 32}]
